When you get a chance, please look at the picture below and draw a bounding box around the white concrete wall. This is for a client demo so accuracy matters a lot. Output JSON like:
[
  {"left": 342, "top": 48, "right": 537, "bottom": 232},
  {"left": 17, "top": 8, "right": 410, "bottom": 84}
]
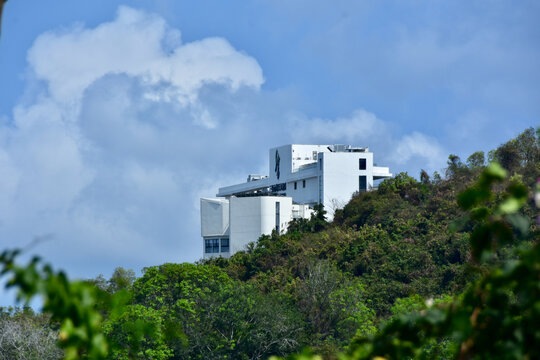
[
  {"left": 229, "top": 197, "right": 262, "bottom": 253},
  {"left": 320, "top": 152, "right": 374, "bottom": 219},
  {"left": 268, "top": 145, "right": 293, "bottom": 183},
  {"left": 292, "top": 203, "right": 314, "bottom": 219},
  {"left": 373, "top": 166, "right": 392, "bottom": 179},
  {"left": 285, "top": 176, "right": 319, "bottom": 204},
  {"left": 291, "top": 144, "right": 330, "bottom": 172},
  {"left": 229, "top": 196, "right": 293, "bottom": 254},
  {"left": 200, "top": 198, "right": 229, "bottom": 237},
  {"left": 269, "top": 145, "right": 333, "bottom": 182},
  {"left": 267, "top": 196, "right": 292, "bottom": 235}
]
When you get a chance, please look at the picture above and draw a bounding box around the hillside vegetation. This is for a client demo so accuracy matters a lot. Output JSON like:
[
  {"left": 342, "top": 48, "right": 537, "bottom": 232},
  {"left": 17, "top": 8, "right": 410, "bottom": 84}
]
[{"left": 1, "top": 128, "right": 539, "bottom": 360}]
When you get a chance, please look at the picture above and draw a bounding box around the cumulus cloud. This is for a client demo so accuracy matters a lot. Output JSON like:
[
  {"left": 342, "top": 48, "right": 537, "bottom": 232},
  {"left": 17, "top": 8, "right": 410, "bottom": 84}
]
[
  {"left": 287, "top": 109, "right": 446, "bottom": 173},
  {"left": 27, "top": 6, "right": 263, "bottom": 110},
  {"left": 0, "top": 5, "right": 448, "bottom": 301},
  {"left": 288, "top": 109, "right": 388, "bottom": 144},
  {"left": 0, "top": 6, "right": 266, "bottom": 280}
]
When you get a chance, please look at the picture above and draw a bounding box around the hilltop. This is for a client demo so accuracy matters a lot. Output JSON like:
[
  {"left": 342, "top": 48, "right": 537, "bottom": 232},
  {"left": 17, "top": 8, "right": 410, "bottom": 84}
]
[{"left": 1, "top": 128, "right": 538, "bottom": 360}]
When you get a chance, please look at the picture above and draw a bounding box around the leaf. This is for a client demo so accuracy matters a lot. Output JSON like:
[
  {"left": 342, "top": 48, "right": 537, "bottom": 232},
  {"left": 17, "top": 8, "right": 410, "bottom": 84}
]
[
  {"left": 458, "top": 188, "right": 491, "bottom": 210},
  {"left": 498, "top": 198, "right": 523, "bottom": 214},
  {"left": 478, "top": 163, "right": 507, "bottom": 187},
  {"left": 506, "top": 214, "right": 530, "bottom": 236}
]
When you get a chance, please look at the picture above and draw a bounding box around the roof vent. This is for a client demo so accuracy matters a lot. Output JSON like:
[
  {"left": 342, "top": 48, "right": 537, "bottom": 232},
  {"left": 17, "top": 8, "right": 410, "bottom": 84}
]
[{"left": 333, "top": 144, "right": 346, "bottom": 152}]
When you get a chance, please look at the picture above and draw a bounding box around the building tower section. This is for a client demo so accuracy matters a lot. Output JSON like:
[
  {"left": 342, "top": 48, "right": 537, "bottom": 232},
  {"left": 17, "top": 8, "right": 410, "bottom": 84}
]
[{"left": 201, "top": 144, "right": 392, "bottom": 259}]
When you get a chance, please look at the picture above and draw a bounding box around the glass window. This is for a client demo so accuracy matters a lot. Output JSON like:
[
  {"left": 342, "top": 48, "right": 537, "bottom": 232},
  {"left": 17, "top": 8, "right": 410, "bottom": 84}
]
[
  {"left": 275, "top": 202, "right": 280, "bottom": 233},
  {"left": 294, "top": 182, "right": 297, "bottom": 190},
  {"left": 220, "top": 238, "right": 229, "bottom": 253},
  {"left": 205, "top": 238, "right": 220, "bottom": 253},
  {"left": 303, "top": 179, "right": 306, "bottom": 188},
  {"left": 359, "top": 158, "right": 366, "bottom": 170},
  {"left": 359, "top": 176, "right": 367, "bottom": 192}
]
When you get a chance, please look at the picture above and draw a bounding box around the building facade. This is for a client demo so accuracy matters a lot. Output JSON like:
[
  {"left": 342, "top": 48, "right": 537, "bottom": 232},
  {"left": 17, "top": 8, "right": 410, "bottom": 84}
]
[{"left": 201, "top": 144, "right": 392, "bottom": 259}]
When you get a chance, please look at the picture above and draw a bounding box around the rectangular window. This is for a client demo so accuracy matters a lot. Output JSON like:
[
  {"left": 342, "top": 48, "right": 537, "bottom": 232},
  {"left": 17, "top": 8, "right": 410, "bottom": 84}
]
[
  {"left": 302, "top": 179, "right": 306, "bottom": 188},
  {"left": 271, "top": 183, "right": 286, "bottom": 192},
  {"left": 319, "top": 158, "right": 322, "bottom": 170},
  {"left": 359, "top": 158, "right": 366, "bottom": 170},
  {"left": 359, "top": 175, "right": 367, "bottom": 192},
  {"left": 275, "top": 202, "right": 280, "bottom": 233},
  {"left": 220, "top": 238, "right": 229, "bottom": 253},
  {"left": 205, "top": 239, "right": 220, "bottom": 253},
  {"left": 294, "top": 182, "right": 297, "bottom": 190},
  {"left": 319, "top": 176, "right": 323, "bottom": 203}
]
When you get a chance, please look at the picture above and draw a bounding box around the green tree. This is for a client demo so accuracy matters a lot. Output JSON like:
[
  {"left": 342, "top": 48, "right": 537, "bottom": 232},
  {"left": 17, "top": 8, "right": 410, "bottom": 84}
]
[
  {"left": 103, "top": 305, "right": 174, "bottom": 360},
  {"left": 108, "top": 268, "right": 136, "bottom": 293},
  {"left": 132, "top": 263, "right": 304, "bottom": 360},
  {"left": 488, "top": 127, "right": 540, "bottom": 182},
  {"left": 466, "top": 151, "right": 485, "bottom": 168},
  {"left": 420, "top": 169, "right": 430, "bottom": 185},
  {"left": 445, "top": 154, "right": 465, "bottom": 178},
  {"left": 311, "top": 204, "right": 328, "bottom": 232},
  {"left": 89, "top": 267, "right": 136, "bottom": 294},
  {"left": 329, "top": 280, "right": 376, "bottom": 342},
  {"left": 295, "top": 261, "right": 375, "bottom": 348}
]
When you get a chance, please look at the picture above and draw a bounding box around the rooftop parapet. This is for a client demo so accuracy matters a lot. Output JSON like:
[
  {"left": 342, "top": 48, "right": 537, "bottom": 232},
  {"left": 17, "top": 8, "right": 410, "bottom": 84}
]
[{"left": 329, "top": 144, "right": 369, "bottom": 153}]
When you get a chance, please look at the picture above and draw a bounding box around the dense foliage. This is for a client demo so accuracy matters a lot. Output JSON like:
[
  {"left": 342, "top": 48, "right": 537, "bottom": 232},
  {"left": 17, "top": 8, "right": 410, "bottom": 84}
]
[{"left": 0, "top": 128, "right": 538, "bottom": 359}]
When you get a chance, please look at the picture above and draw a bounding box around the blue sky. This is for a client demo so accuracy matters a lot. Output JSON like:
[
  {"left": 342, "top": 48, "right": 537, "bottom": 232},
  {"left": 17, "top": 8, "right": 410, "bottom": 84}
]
[{"left": 0, "top": 0, "right": 538, "bottom": 304}]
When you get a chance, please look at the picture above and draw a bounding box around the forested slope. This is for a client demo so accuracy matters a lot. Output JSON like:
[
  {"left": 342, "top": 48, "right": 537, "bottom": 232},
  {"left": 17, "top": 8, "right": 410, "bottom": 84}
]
[
  {"left": 1, "top": 128, "right": 538, "bottom": 360},
  {"left": 198, "top": 128, "right": 539, "bottom": 357}
]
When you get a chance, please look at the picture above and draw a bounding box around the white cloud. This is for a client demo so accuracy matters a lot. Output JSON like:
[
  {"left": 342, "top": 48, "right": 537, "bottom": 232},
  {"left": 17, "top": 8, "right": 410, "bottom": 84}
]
[
  {"left": 27, "top": 6, "right": 264, "bottom": 108},
  {"left": 394, "top": 132, "right": 446, "bottom": 171},
  {"left": 286, "top": 109, "right": 446, "bottom": 174},
  {"left": 0, "top": 6, "right": 266, "bottom": 281},
  {"left": 289, "top": 109, "right": 388, "bottom": 144},
  {"left": 123, "top": 162, "right": 179, "bottom": 204}
]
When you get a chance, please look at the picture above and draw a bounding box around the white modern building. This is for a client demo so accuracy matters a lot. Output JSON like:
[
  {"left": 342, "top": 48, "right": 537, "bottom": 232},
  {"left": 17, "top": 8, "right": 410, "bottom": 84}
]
[{"left": 201, "top": 144, "right": 392, "bottom": 259}]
